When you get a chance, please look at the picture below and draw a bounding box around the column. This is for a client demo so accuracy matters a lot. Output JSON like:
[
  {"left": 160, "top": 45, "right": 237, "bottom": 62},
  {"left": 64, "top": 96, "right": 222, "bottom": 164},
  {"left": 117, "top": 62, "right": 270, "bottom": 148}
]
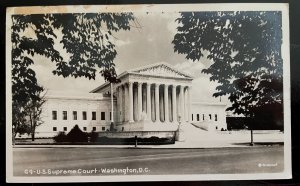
[
  {"left": 124, "top": 84, "right": 129, "bottom": 122},
  {"left": 110, "top": 83, "right": 114, "bottom": 123},
  {"left": 151, "top": 87, "right": 155, "bottom": 121},
  {"left": 155, "top": 83, "right": 160, "bottom": 122},
  {"left": 164, "top": 84, "right": 169, "bottom": 122},
  {"left": 187, "top": 86, "right": 191, "bottom": 123},
  {"left": 119, "top": 86, "right": 123, "bottom": 122},
  {"left": 146, "top": 83, "right": 151, "bottom": 121},
  {"left": 116, "top": 87, "right": 119, "bottom": 122},
  {"left": 184, "top": 87, "right": 187, "bottom": 122},
  {"left": 180, "top": 85, "right": 184, "bottom": 122},
  {"left": 138, "top": 82, "right": 142, "bottom": 121},
  {"left": 172, "top": 85, "right": 177, "bottom": 122},
  {"left": 128, "top": 82, "right": 134, "bottom": 122}
]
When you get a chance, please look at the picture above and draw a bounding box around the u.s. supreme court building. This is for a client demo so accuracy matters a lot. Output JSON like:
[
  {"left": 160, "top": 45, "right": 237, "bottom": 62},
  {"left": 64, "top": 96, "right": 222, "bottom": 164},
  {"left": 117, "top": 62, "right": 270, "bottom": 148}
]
[{"left": 35, "top": 63, "right": 227, "bottom": 137}]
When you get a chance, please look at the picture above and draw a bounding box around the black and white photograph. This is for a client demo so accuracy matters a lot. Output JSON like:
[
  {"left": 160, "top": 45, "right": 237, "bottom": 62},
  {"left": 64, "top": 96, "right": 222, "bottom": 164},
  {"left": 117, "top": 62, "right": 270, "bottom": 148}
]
[{"left": 6, "top": 4, "right": 291, "bottom": 182}]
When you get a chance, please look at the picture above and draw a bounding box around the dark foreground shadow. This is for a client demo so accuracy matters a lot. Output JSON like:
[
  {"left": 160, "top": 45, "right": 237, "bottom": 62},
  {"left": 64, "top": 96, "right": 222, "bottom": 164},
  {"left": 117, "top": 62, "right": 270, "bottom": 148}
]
[{"left": 233, "top": 142, "right": 284, "bottom": 146}]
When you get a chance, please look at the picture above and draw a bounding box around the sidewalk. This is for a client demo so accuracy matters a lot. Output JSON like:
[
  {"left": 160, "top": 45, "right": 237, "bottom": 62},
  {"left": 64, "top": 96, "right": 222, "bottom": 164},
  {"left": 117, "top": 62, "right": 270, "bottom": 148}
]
[{"left": 14, "top": 124, "right": 284, "bottom": 149}]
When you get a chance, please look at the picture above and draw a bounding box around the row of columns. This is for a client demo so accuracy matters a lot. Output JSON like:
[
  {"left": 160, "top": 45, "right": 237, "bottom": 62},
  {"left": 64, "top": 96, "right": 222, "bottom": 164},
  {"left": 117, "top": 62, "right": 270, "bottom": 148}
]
[{"left": 116, "top": 82, "right": 191, "bottom": 123}]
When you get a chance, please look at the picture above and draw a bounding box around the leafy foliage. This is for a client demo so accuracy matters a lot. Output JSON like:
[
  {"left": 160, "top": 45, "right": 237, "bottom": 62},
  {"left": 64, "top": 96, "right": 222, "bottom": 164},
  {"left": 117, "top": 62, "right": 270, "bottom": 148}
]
[
  {"left": 53, "top": 128, "right": 99, "bottom": 143},
  {"left": 12, "top": 90, "right": 46, "bottom": 141},
  {"left": 11, "top": 13, "right": 134, "bottom": 137},
  {"left": 53, "top": 132, "right": 68, "bottom": 143},
  {"left": 25, "top": 91, "right": 46, "bottom": 141},
  {"left": 12, "top": 101, "right": 30, "bottom": 136},
  {"left": 66, "top": 125, "right": 88, "bottom": 142},
  {"left": 11, "top": 13, "right": 134, "bottom": 105},
  {"left": 89, "top": 131, "right": 98, "bottom": 142},
  {"left": 173, "top": 11, "right": 283, "bottom": 119}
]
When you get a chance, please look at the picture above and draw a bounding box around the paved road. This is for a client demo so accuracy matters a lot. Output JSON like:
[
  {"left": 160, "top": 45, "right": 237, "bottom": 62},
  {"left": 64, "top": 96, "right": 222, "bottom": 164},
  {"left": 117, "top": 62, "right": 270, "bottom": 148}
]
[{"left": 13, "top": 146, "right": 283, "bottom": 176}]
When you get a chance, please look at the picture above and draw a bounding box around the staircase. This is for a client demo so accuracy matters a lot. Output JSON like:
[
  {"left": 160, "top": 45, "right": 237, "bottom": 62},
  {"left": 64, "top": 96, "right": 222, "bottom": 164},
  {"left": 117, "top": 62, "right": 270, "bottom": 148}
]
[{"left": 180, "top": 122, "right": 219, "bottom": 143}]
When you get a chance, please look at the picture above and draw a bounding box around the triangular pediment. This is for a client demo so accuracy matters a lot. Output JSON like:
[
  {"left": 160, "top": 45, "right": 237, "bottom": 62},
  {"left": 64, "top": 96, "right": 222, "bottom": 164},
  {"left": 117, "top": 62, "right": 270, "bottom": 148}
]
[
  {"left": 90, "top": 62, "right": 193, "bottom": 93},
  {"left": 129, "top": 63, "right": 193, "bottom": 79}
]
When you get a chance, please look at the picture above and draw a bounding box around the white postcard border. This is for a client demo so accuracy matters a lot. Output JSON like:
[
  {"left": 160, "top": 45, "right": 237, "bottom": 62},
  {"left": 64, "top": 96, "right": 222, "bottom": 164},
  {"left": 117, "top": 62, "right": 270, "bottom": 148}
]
[{"left": 6, "top": 3, "right": 291, "bottom": 182}]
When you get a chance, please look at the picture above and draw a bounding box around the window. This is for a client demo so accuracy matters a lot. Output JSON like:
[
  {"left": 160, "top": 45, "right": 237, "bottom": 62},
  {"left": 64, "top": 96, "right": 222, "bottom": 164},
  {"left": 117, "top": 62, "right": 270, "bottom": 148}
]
[
  {"left": 192, "top": 114, "right": 193, "bottom": 121},
  {"left": 92, "top": 112, "right": 96, "bottom": 120},
  {"left": 197, "top": 114, "right": 200, "bottom": 121},
  {"left": 203, "top": 114, "right": 205, "bottom": 121},
  {"left": 83, "top": 127, "right": 87, "bottom": 131},
  {"left": 215, "top": 114, "right": 218, "bottom": 121},
  {"left": 82, "top": 111, "right": 87, "bottom": 120},
  {"left": 52, "top": 111, "right": 57, "bottom": 120},
  {"left": 63, "top": 127, "right": 67, "bottom": 131},
  {"left": 110, "top": 112, "right": 111, "bottom": 120},
  {"left": 63, "top": 111, "right": 67, "bottom": 120},
  {"left": 92, "top": 127, "right": 96, "bottom": 131},
  {"left": 101, "top": 112, "right": 105, "bottom": 120},
  {"left": 73, "top": 111, "right": 77, "bottom": 120},
  {"left": 102, "top": 127, "right": 105, "bottom": 131},
  {"left": 53, "top": 127, "right": 57, "bottom": 131},
  {"left": 209, "top": 114, "right": 212, "bottom": 120}
]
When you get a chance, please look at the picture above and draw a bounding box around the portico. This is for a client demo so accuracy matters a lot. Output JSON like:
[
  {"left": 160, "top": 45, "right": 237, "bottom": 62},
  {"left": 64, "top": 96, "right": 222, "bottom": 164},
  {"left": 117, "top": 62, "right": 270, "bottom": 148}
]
[
  {"left": 117, "top": 82, "right": 191, "bottom": 123},
  {"left": 91, "top": 63, "right": 193, "bottom": 131}
]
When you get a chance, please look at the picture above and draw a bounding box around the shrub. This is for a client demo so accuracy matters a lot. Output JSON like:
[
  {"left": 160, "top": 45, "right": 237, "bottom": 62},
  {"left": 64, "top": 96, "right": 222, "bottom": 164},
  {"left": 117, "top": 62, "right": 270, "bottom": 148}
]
[
  {"left": 67, "top": 125, "right": 88, "bottom": 142},
  {"left": 89, "top": 131, "right": 98, "bottom": 142},
  {"left": 53, "top": 132, "right": 68, "bottom": 142}
]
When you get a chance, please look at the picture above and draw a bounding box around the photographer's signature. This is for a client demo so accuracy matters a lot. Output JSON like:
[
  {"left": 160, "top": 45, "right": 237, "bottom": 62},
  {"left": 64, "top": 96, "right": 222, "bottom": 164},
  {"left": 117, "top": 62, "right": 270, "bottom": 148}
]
[{"left": 258, "top": 163, "right": 278, "bottom": 167}]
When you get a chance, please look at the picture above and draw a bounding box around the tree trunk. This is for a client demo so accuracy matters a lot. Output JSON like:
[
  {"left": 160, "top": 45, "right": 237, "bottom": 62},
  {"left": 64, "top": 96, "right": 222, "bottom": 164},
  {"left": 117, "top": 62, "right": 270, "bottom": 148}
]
[
  {"left": 250, "top": 129, "right": 254, "bottom": 146},
  {"left": 12, "top": 128, "right": 16, "bottom": 145},
  {"left": 31, "top": 122, "right": 36, "bottom": 141},
  {"left": 31, "top": 131, "right": 35, "bottom": 141},
  {"left": 250, "top": 117, "right": 254, "bottom": 146},
  {"left": 29, "top": 111, "right": 35, "bottom": 141}
]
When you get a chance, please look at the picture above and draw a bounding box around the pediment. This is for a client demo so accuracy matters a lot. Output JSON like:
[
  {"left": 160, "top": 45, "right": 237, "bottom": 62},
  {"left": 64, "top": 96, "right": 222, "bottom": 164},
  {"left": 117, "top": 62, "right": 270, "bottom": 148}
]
[
  {"left": 90, "top": 62, "right": 193, "bottom": 93},
  {"left": 129, "top": 63, "right": 193, "bottom": 79}
]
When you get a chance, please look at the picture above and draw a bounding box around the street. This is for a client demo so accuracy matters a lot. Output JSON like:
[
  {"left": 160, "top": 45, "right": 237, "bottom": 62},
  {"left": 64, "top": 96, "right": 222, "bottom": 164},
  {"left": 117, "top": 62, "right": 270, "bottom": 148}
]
[{"left": 13, "top": 146, "right": 284, "bottom": 176}]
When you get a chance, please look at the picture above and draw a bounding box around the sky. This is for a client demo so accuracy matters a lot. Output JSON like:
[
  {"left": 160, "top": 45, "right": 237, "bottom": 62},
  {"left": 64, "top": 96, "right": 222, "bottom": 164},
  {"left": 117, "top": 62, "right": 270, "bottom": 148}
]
[{"left": 30, "top": 12, "right": 224, "bottom": 103}]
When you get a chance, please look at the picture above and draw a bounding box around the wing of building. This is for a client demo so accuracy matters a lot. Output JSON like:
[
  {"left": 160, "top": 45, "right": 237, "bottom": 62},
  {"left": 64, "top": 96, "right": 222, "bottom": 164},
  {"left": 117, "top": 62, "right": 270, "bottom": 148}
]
[{"left": 33, "top": 63, "right": 227, "bottom": 138}]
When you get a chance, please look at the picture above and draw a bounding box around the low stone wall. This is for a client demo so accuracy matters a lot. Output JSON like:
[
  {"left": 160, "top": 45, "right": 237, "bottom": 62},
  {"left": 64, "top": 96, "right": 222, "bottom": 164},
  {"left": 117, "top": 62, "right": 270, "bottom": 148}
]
[
  {"left": 218, "top": 130, "right": 283, "bottom": 135},
  {"left": 116, "top": 121, "right": 179, "bottom": 132},
  {"left": 15, "top": 132, "right": 59, "bottom": 139},
  {"left": 97, "top": 131, "right": 176, "bottom": 139},
  {"left": 191, "top": 121, "right": 216, "bottom": 131}
]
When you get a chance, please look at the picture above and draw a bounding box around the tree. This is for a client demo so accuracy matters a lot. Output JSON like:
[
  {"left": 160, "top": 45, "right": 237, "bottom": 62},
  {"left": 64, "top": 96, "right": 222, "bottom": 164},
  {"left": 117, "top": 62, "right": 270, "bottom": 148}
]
[
  {"left": 11, "top": 13, "right": 135, "bottom": 139},
  {"left": 172, "top": 11, "right": 283, "bottom": 130},
  {"left": 12, "top": 13, "right": 134, "bottom": 104},
  {"left": 12, "top": 101, "right": 29, "bottom": 140},
  {"left": 24, "top": 91, "right": 46, "bottom": 141},
  {"left": 12, "top": 89, "right": 46, "bottom": 141}
]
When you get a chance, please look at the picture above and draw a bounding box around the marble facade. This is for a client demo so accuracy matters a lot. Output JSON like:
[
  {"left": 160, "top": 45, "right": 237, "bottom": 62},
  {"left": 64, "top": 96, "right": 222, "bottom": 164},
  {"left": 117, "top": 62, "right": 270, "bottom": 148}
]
[
  {"left": 91, "top": 63, "right": 193, "bottom": 131},
  {"left": 30, "top": 63, "right": 227, "bottom": 137}
]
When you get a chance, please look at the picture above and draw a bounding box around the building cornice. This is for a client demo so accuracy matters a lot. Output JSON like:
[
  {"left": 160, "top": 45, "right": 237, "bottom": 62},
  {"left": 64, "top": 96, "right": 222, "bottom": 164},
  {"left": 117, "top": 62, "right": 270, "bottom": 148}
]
[
  {"left": 191, "top": 102, "right": 227, "bottom": 106},
  {"left": 90, "top": 72, "right": 193, "bottom": 93},
  {"left": 46, "top": 95, "right": 110, "bottom": 101}
]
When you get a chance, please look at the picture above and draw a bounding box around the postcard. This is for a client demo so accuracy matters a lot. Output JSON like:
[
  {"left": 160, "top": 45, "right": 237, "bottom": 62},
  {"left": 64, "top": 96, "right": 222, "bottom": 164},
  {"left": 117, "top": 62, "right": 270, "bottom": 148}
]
[{"left": 6, "top": 3, "right": 291, "bottom": 182}]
